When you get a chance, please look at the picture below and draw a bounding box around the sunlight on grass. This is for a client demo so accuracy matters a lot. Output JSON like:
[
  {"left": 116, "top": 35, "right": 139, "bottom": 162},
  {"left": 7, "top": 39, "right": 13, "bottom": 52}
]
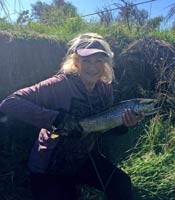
[{"left": 121, "top": 115, "right": 175, "bottom": 200}]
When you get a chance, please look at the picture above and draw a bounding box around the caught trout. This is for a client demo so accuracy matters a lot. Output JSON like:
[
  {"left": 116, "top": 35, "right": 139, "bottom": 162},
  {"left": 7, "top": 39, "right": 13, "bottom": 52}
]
[{"left": 79, "top": 98, "right": 160, "bottom": 133}]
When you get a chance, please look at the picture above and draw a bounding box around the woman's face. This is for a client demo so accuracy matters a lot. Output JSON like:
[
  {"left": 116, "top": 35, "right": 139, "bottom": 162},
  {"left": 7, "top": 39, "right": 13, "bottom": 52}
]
[{"left": 76, "top": 53, "right": 106, "bottom": 88}]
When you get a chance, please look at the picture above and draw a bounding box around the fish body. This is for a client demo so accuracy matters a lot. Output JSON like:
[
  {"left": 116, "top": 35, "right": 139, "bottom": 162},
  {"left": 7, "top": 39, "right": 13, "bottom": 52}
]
[{"left": 79, "top": 98, "right": 160, "bottom": 133}]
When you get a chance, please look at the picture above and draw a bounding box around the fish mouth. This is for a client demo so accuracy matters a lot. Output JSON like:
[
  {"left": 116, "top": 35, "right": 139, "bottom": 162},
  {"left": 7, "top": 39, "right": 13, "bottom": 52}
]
[
  {"left": 138, "top": 98, "right": 161, "bottom": 116},
  {"left": 144, "top": 106, "right": 161, "bottom": 116},
  {"left": 122, "top": 98, "right": 158, "bottom": 104},
  {"left": 138, "top": 98, "right": 158, "bottom": 104}
]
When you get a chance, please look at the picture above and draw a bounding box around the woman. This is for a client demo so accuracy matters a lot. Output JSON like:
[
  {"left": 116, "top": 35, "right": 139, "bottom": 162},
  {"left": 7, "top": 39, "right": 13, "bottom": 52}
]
[{"left": 0, "top": 33, "right": 144, "bottom": 200}]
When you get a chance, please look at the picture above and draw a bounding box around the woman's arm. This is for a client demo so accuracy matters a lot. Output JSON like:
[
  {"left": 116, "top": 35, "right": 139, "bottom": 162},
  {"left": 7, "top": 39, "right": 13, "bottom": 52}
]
[{"left": 0, "top": 76, "right": 67, "bottom": 130}]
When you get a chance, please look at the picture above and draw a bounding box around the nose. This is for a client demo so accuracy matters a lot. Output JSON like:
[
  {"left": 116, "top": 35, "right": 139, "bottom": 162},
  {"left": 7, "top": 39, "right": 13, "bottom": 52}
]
[{"left": 87, "top": 63, "right": 97, "bottom": 72}]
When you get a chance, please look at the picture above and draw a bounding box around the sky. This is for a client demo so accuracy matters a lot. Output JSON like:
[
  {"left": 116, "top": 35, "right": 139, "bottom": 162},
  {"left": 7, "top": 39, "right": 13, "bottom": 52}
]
[{"left": 2, "top": 0, "right": 175, "bottom": 25}]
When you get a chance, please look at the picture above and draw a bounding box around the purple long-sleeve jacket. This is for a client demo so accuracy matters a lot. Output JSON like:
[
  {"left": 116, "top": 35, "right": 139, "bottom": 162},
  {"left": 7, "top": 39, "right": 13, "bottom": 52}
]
[{"left": 0, "top": 73, "right": 128, "bottom": 175}]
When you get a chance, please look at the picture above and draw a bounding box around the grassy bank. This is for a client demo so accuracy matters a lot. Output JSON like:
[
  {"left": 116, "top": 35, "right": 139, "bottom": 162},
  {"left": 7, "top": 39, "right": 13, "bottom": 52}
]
[{"left": 1, "top": 18, "right": 175, "bottom": 45}]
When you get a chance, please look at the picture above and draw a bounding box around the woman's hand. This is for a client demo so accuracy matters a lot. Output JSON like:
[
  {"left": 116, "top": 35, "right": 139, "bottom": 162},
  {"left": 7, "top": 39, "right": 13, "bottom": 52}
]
[{"left": 122, "top": 108, "right": 145, "bottom": 127}]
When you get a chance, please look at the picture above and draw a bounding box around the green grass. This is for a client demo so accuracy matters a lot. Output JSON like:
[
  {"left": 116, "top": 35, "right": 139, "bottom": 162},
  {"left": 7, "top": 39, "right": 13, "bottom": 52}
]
[
  {"left": 1, "top": 18, "right": 174, "bottom": 46},
  {"left": 121, "top": 115, "right": 175, "bottom": 200},
  {"left": 78, "top": 115, "right": 175, "bottom": 200},
  {"left": 148, "top": 29, "right": 175, "bottom": 43}
]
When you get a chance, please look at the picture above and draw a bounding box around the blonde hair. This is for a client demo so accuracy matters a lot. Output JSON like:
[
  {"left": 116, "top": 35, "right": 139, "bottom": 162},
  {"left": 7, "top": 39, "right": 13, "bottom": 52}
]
[{"left": 59, "top": 33, "right": 115, "bottom": 83}]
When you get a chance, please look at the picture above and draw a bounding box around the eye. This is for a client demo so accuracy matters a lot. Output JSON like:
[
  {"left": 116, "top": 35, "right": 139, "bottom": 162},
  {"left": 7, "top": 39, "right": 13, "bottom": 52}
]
[
  {"left": 96, "top": 59, "right": 104, "bottom": 64},
  {"left": 81, "top": 59, "right": 90, "bottom": 63}
]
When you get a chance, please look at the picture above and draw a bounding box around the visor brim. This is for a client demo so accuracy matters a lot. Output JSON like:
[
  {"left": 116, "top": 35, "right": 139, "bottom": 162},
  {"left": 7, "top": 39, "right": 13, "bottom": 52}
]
[{"left": 76, "top": 48, "right": 109, "bottom": 57}]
